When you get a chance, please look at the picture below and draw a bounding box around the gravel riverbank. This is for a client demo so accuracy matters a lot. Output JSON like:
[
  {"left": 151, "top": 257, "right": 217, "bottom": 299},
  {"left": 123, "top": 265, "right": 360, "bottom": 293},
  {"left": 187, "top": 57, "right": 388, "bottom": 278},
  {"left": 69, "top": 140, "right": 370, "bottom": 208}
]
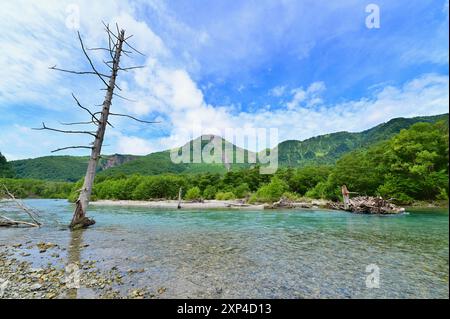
[{"left": 0, "top": 240, "right": 167, "bottom": 299}]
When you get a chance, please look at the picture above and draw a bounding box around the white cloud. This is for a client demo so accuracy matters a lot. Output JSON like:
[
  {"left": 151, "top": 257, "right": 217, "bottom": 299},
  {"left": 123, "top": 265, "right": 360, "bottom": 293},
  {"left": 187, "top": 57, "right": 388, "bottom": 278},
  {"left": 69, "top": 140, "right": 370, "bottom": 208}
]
[
  {"left": 269, "top": 85, "right": 286, "bottom": 97},
  {"left": 286, "top": 82, "right": 326, "bottom": 110},
  {"left": 116, "top": 135, "right": 153, "bottom": 155},
  {"left": 244, "top": 73, "right": 448, "bottom": 146}
]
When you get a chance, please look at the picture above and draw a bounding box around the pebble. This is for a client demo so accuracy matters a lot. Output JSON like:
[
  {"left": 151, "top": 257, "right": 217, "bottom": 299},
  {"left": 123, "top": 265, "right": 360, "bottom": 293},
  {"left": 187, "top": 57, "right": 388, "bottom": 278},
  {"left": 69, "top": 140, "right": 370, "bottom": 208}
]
[
  {"left": 157, "top": 287, "right": 167, "bottom": 294},
  {"left": 30, "top": 283, "right": 42, "bottom": 291}
]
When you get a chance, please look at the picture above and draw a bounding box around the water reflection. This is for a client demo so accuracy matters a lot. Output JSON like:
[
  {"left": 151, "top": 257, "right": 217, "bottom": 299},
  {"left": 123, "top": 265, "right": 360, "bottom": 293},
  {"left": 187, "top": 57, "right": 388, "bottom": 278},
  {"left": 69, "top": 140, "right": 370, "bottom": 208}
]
[{"left": 65, "top": 229, "right": 84, "bottom": 299}]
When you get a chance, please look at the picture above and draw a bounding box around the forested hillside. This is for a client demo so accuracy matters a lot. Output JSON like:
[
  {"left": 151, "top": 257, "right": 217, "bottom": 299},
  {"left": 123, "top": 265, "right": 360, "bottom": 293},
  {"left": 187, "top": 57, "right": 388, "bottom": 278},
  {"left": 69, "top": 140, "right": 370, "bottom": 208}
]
[
  {"left": 277, "top": 113, "right": 448, "bottom": 166},
  {"left": 73, "top": 120, "right": 448, "bottom": 204},
  {"left": 10, "top": 154, "right": 137, "bottom": 182},
  {"left": 0, "top": 152, "right": 14, "bottom": 178},
  {"left": 99, "top": 135, "right": 255, "bottom": 177},
  {"left": 6, "top": 114, "right": 448, "bottom": 181}
]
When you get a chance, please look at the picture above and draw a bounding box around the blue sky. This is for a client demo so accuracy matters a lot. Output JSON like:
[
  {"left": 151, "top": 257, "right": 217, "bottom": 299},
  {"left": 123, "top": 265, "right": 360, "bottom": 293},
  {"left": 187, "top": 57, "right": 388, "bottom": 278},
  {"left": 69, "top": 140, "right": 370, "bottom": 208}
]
[{"left": 0, "top": 0, "right": 448, "bottom": 159}]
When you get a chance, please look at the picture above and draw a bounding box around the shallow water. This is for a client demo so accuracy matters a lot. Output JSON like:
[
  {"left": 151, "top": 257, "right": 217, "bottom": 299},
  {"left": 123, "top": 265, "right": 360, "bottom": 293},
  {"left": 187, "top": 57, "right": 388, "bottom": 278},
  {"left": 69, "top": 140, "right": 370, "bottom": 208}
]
[{"left": 1, "top": 199, "right": 448, "bottom": 298}]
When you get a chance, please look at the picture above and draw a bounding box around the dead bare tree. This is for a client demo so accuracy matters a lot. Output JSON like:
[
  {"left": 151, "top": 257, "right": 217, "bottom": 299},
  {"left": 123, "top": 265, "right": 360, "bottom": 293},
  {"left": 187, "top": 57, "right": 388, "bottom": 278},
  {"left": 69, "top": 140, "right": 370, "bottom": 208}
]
[{"left": 34, "top": 23, "right": 156, "bottom": 229}]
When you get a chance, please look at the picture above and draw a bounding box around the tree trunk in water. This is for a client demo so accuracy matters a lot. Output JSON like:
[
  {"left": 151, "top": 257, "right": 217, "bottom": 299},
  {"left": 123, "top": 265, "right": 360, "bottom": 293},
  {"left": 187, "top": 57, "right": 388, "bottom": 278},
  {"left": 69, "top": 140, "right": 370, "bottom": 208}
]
[
  {"left": 177, "top": 187, "right": 182, "bottom": 209},
  {"left": 343, "top": 194, "right": 350, "bottom": 210},
  {"left": 70, "top": 31, "right": 125, "bottom": 229}
]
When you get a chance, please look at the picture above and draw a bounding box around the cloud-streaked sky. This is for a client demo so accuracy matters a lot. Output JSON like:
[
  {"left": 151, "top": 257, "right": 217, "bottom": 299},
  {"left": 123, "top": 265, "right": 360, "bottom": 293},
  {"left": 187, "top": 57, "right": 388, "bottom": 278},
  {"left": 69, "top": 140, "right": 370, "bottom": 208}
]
[{"left": 0, "top": 0, "right": 448, "bottom": 160}]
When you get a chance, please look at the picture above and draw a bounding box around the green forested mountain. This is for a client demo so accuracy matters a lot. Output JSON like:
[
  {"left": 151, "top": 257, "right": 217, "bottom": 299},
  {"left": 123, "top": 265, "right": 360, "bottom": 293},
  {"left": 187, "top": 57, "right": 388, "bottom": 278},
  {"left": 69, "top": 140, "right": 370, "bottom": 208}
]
[
  {"left": 8, "top": 113, "right": 448, "bottom": 181},
  {"left": 277, "top": 113, "right": 449, "bottom": 167},
  {"left": 99, "top": 135, "right": 255, "bottom": 177},
  {"left": 0, "top": 152, "right": 14, "bottom": 178},
  {"left": 11, "top": 154, "right": 137, "bottom": 182}
]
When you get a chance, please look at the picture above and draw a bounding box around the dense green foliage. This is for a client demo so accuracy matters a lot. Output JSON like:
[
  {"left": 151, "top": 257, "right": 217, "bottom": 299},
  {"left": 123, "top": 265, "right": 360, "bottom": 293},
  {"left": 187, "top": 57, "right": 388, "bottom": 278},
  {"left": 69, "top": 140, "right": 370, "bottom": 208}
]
[
  {"left": 9, "top": 114, "right": 447, "bottom": 181},
  {"left": 65, "top": 165, "right": 327, "bottom": 203},
  {"left": 215, "top": 191, "right": 236, "bottom": 200},
  {"left": 11, "top": 156, "right": 90, "bottom": 182},
  {"left": 249, "top": 177, "right": 289, "bottom": 203},
  {"left": 67, "top": 166, "right": 270, "bottom": 202},
  {"left": 185, "top": 187, "right": 202, "bottom": 200},
  {"left": 10, "top": 154, "right": 136, "bottom": 182},
  {"left": 63, "top": 120, "right": 448, "bottom": 204},
  {"left": 306, "top": 121, "right": 449, "bottom": 203},
  {"left": 0, "top": 152, "right": 14, "bottom": 178},
  {"left": 0, "top": 178, "right": 73, "bottom": 199}
]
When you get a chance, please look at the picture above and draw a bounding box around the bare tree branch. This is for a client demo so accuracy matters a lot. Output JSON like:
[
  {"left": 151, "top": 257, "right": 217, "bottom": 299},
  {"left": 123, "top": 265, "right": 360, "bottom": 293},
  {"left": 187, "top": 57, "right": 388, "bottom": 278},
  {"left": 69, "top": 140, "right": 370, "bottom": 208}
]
[
  {"left": 51, "top": 146, "right": 93, "bottom": 153},
  {"left": 104, "top": 22, "right": 116, "bottom": 61},
  {"left": 123, "top": 39, "right": 145, "bottom": 56},
  {"left": 49, "top": 65, "right": 110, "bottom": 78},
  {"left": 121, "top": 51, "right": 132, "bottom": 58},
  {"left": 106, "top": 22, "right": 144, "bottom": 56},
  {"left": 113, "top": 92, "right": 137, "bottom": 102},
  {"left": 92, "top": 112, "right": 114, "bottom": 128},
  {"left": 87, "top": 47, "right": 112, "bottom": 52},
  {"left": 113, "top": 81, "right": 122, "bottom": 91},
  {"left": 100, "top": 89, "right": 137, "bottom": 102},
  {"left": 77, "top": 31, "right": 111, "bottom": 88},
  {"left": 103, "top": 60, "right": 114, "bottom": 70},
  {"left": 59, "top": 121, "right": 98, "bottom": 126},
  {"left": 119, "top": 65, "right": 146, "bottom": 72},
  {"left": 109, "top": 113, "right": 160, "bottom": 124},
  {"left": 33, "top": 122, "right": 97, "bottom": 137},
  {"left": 103, "top": 21, "right": 120, "bottom": 42},
  {"left": 71, "top": 93, "right": 101, "bottom": 124}
]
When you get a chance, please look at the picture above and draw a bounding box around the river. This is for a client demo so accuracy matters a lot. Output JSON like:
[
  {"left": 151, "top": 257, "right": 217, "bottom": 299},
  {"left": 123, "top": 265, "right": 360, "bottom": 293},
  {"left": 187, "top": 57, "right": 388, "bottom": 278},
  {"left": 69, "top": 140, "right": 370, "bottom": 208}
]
[{"left": 0, "top": 199, "right": 448, "bottom": 298}]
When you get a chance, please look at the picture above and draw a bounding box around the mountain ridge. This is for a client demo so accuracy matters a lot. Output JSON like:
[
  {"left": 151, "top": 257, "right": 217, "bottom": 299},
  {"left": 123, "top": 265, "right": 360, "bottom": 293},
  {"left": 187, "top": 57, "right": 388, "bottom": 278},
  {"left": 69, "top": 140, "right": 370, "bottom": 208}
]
[
  {"left": 277, "top": 113, "right": 449, "bottom": 167},
  {"left": 5, "top": 113, "right": 448, "bottom": 181}
]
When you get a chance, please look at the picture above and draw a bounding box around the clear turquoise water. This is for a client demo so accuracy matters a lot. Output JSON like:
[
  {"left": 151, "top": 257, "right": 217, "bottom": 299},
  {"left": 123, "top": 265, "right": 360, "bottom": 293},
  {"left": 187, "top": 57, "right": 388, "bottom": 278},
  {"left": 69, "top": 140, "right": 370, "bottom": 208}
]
[{"left": 1, "top": 199, "right": 448, "bottom": 298}]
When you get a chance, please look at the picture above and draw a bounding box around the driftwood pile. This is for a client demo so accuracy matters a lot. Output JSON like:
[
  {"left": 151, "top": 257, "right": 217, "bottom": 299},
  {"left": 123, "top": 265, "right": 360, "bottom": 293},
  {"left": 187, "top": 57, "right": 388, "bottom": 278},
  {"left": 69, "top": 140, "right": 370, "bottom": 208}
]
[{"left": 328, "top": 196, "right": 405, "bottom": 214}]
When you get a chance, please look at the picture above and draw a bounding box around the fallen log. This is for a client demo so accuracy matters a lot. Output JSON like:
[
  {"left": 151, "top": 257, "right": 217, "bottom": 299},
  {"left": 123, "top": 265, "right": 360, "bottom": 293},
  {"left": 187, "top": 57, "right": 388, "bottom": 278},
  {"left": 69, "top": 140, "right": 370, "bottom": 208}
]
[
  {"left": 0, "top": 185, "right": 42, "bottom": 227},
  {"left": 327, "top": 196, "right": 405, "bottom": 214},
  {"left": 0, "top": 214, "right": 40, "bottom": 227}
]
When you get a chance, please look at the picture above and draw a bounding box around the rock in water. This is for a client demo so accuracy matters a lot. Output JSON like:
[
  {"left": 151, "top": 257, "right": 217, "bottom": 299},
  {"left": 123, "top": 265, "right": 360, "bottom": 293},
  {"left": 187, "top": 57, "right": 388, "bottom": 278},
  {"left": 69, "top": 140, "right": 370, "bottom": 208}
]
[{"left": 328, "top": 196, "right": 405, "bottom": 214}]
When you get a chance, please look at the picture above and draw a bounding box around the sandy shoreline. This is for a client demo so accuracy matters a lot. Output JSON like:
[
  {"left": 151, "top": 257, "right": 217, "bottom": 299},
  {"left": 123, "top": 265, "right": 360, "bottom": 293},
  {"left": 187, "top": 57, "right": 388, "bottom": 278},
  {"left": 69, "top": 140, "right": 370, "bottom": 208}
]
[
  {"left": 89, "top": 199, "right": 267, "bottom": 210},
  {"left": 88, "top": 199, "right": 332, "bottom": 210}
]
